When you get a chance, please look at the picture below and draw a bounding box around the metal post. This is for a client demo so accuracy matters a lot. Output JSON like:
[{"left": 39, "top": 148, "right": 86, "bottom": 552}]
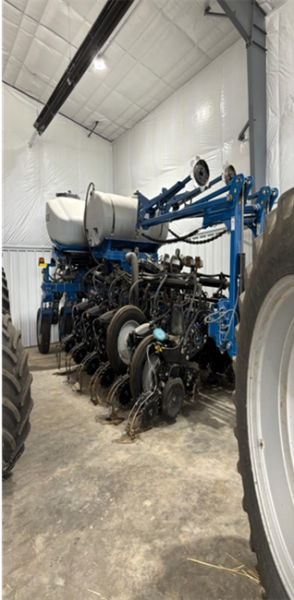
[
  {"left": 217, "top": 0, "right": 267, "bottom": 190},
  {"left": 247, "top": 38, "right": 267, "bottom": 190},
  {"left": 28, "top": 131, "right": 38, "bottom": 148}
]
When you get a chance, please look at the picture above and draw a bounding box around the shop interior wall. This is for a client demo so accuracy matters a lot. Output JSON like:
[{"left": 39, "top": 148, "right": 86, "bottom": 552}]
[
  {"left": 113, "top": 0, "right": 294, "bottom": 275},
  {"left": 112, "top": 38, "right": 250, "bottom": 275},
  {"left": 266, "top": 0, "right": 294, "bottom": 194},
  {"left": 2, "top": 84, "right": 113, "bottom": 346},
  {"left": 3, "top": 0, "right": 293, "bottom": 347}
]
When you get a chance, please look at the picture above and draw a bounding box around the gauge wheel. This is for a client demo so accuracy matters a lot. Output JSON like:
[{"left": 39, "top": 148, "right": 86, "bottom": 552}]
[
  {"left": 36, "top": 308, "right": 51, "bottom": 354},
  {"left": 130, "top": 334, "right": 161, "bottom": 400},
  {"left": 235, "top": 188, "right": 294, "bottom": 599},
  {"left": 106, "top": 305, "right": 146, "bottom": 375}
]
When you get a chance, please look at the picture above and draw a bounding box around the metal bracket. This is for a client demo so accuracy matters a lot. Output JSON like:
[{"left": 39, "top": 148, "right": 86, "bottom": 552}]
[
  {"left": 238, "top": 120, "right": 249, "bottom": 141},
  {"left": 204, "top": 5, "right": 228, "bottom": 17},
  {"left": 28, "top": 131, "right": 38, "bottom": 148},
  {"left": 88, "top": 121, "right": 99, "bottom": 138}
]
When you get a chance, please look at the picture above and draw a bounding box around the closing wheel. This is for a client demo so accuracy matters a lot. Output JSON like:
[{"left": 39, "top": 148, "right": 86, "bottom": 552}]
[
  {"left": 162, "top": 378, "right": 185, "bottom": 419},
  {"left": 36, "top": 308, "right": 51, "bottom": 354},
  {"left": 106, "top": 305, "right": 146, "bottom": 375},
  {"left": 130, "top": 334, "right": 161, "bottom": 400},
  {"left": 235, "top": 188, "right": 294, "bottom": 599}
]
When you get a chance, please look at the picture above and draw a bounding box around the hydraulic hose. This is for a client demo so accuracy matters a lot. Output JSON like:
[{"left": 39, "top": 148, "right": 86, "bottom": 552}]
[{"left": 126, "top": 252, "right": 139, "bottom": 306}]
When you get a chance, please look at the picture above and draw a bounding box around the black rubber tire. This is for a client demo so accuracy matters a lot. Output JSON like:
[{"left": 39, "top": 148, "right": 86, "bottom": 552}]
[
  {"left": 59, "top": 307, "right": 73, "bottom": 341},
  {"left": 36, "top": 308, "right": 51, "bottom": 354},
  {"left": 2, "top": 313, "right": 34, "bottom": 477},
  {"left": 0, "top": 279, "right": 9, "bottom": 298},
  {"left": 162, "top": 377, "right": 185, "bottom": 419},
  {"left": 235, "top": 188, "right": 294, "bottom": 600},
  {"left": 0, "top": 290, "right": 10, "bottom": 314},
  {"left": 0, "top": 267, "right": 10, "bottom": 315},
  {"left": 106, "top": 305, "right": 146, "bottom": 375},
  {"left": 130, "top": 334, "right": 159, "bottom": 400}
]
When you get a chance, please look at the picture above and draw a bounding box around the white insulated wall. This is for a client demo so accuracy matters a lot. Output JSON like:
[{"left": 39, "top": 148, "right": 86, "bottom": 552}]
[
  {"left": 266, "top": 0, "right": 294, "bottom": 194},
  {"left": 3, "top": 1, "right": 293, "bottom": 346},
  {"left": 113, "top": 38, "right": 250, "bottom": 275},
  {"left": 113, "top": 0, "right": 294, "bottom": 270},
  {"left": 2, "top": 84, "right": 113, "bottom": 346}
]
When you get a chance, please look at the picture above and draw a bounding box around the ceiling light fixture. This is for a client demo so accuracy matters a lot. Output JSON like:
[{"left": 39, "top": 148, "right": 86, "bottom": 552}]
[{"left": 93, "top": 56, "right": 106, "bottom": 71}]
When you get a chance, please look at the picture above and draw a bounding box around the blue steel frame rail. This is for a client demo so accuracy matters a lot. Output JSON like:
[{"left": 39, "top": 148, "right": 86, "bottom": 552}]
[
  {"left": 38, "top": 238, "right": 160, "bottom": 337},
  {"left": 136, "top": 173, "right": 278, "bottom": 358}
]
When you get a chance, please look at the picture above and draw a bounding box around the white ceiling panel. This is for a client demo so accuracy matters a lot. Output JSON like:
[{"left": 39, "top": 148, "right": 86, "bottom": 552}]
[
  {"left": 113, "top": 1, "right": 159, "bottom": 52},
  {"left": 35, "top": 22, "right": 70, "bottom": 57},
  {"left": 39, "top": 84, "right": 55, "bottom": 104},
  {"left": 206, "top": 28, "right": 239, "bottom": 60},
  {"left": 149, "top": 0, "right": 169, "bottom": 9},
  {"left": 115, "top": 62, "right": 160, "bottom": 102},
  {"left": 87, "top": 82, "right": 113, "bottom": 109},
  {"left": 15, "top": 68, "right": 48, "bottom": 96},
  {"left": 69, "top": 0, "right": 103, "bottom": 20},
  {"left": 140, "top": 22, "right": 195, "bottom": 78},
  {"left": 82, "top": 0, "right": 110, "bottom": 24},
  {"left": 2, "top": 0, "right": 284, "bottom": 142},
  {"left": 119, "top": 103, "right": 147, "bottom": 122},
  {"left": 3, "top": 60, "right": 22, "bottom": 85},
  {"left": 7, "top": 0, "right": 27, "bottom": 11},
  {"left": 58, "top": 96, "right": 81, "bottom": 118},
  {"left": 71, "top": 19, "right": 92, "bottom": 48},
  {"left": 102, "top": 52, "right": 137, "bottom": 89},
  {"left": 259, "top": 0, "right": 287, "bottom": 12},
  {"left": 3, "top": 1, "right": 23, "bottom": 26},
  {"left": 48, "top": 57, "right": 70, "bottom": 87},
  {"left": 127, "top": 10, "right": 171, "bottom": 61},
  {"left": 24, "top": 0, "right": 46, "bottom": 21},
  {"left": 98, "top": 89, "right": 134, "bottom": 120},
  {"left": 24, "top": 38, "right": 64, "bottom": 83},
  {"left": 2, "top": 18, "right": 20, "bottom": 56},
  {"left": 169, "top": 54, "right": 211, "bottom": 91},
  {"left": 162, "top": 45, "right": 205, "bottom": 87},
  {"left": 71, "top": 104, "right": 93, "bottom": 125},
  {"left": 40, "top": 1, "right": 84, "bottom": 43},
  {"left": 10, "top": 29, "right": 35, "bottom": 76}
]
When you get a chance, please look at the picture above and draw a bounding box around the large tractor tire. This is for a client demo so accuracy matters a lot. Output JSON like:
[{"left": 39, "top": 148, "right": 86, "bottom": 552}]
[
  {"left": 2, "top": 268, "right": 10, "bottom": 315},
  {"left": 2, "top": 312, "right": 34, "bottom": 477},
  {"left": 36, "top": 307, "right": 51, "bottom": 354},
  {"left": 235, "top": 188, "right": 294, "bottom": 599}
]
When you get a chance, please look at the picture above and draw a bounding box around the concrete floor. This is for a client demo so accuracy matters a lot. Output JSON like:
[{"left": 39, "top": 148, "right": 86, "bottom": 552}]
[{"left": 3, "top": 346, "right": 262, "bottom": 600}]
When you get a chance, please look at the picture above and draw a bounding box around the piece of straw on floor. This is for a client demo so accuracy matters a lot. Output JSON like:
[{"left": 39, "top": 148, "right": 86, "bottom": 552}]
[{"left": 187, "top": 557, "right": 259, "bottom": 583}]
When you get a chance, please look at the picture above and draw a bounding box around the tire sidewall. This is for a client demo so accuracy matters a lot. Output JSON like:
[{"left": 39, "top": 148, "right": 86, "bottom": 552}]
[{"left": 236, "top": 194, "right": 294, "bottom": 599}]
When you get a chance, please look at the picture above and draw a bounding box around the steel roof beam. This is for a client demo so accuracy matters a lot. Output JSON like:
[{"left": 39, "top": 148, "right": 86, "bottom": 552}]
[
  {"left": 33, "top": 0, "right": 135, "bottom": 136},
  {"left": 217, "top": 0, "right": 267, "bottom": 190}
]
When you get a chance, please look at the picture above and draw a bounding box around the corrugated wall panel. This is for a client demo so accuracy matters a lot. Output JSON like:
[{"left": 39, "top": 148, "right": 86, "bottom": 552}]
[{"left": 2, "top": 248, "right": 59, "bottom": 347}]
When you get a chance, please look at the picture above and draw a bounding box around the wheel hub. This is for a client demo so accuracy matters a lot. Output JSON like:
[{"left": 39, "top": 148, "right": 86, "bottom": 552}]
[{"left": 117, "top": 320, "right": 139, "bottom": 365}]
